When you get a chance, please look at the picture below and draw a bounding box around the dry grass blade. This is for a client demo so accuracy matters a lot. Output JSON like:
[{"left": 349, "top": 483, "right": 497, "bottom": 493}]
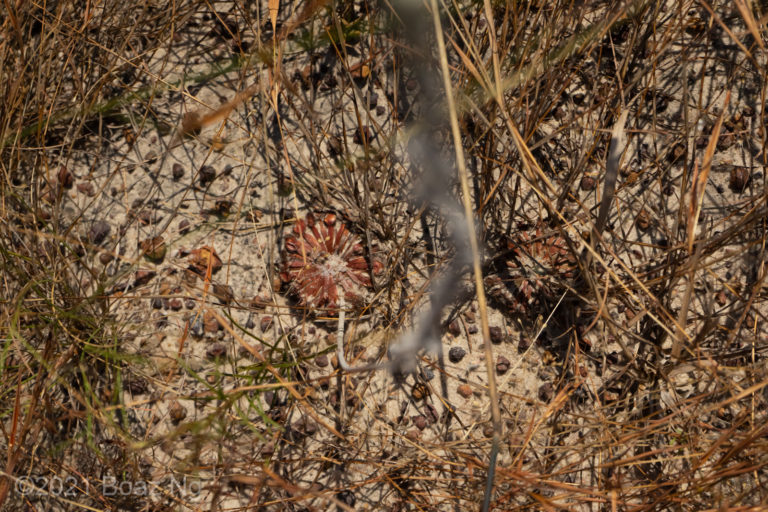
[
  {"left": 687, "top": 91, "right": 729, "bottom": 253},
  {"left": 673, "top": 91, "right": 730, "bottom": 360},
  {"left": 733, "top": 0, "right": 765, "bottom": 50},
  {"left": 594, "top": 108, "right": 629, "bottom": 237},
  {"left": 432, "top": 1, "right": 501, "bottom": 510}
]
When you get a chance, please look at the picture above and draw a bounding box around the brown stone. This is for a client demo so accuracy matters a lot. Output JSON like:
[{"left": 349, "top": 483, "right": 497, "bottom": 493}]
[
  {"left": 203, "top": 311, "right": 220, "bottom": 333},
  {"left": 457, "top": 384, "right": 472, "bottom": 398}
]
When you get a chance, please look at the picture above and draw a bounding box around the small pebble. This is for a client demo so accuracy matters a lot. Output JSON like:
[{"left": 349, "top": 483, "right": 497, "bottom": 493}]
[
  {"left": 717, "top": 131, "right": 735, "bottom": 150},
  {"left": 729, "top": 167, "right": 750, "bottom": 192},
  {"left": 666, "top": 142, "right": 686, "bottom": 162},
  {"left": 580, "top": 175, "right": 597, "bottom": 191},
  {"left": 203, "top": 311, "right": 220, "bottom": 333},
  {"left": 89, "top": 220, "right": 111, "bottom": 245},
  {"left": 250, "top": 295, "right": 269, "bottom": 309},
  {"left": 715, "top": 290, "right": 727, "bottom": 306},
  {"left": 315, "top": 354, "right": 329, "bottom": 368},
  {"left": 168, "top": 299, "right": 183, "bottom": 311},
  {"left": 99, "top": 252, "right": 114, "bottom": 265},
  {"left": 140, "top": 236, "right": 166, "bottom": 263},
  {"left": 457, "top": 384, "right": 473, "bottom": 398},
  {"left": 199, "top": 165, "right": 216, "bottom": 184},
  {"left": 168, "top": 400, "right": 186, "bottom": 423},
  {"left": 206, "top": 343, "right": 227, "bottom": 360},
  {"left": 260, "top": 315, "right": 273, "bottom": 332},
  {"left": 352, "top": 125, "right": 374, "bottom": 145},
  {"left": 447, "top": 320, "right": 461, "bottom": 336},
  {"left": 213, "top": 200, "right": 231, "bottom": 215},
  {"left": 213, "top": 284, "right": 234, "bottom": 304},
  {"left": 58, "top": 166, "right": 74, "bottom": 188},
  {"left": 538, "top": 382, "right": 554, "bottom": 402},
  {"left": 134, "top": 270, "right": 156, "bottom": 286},
  {"left": 635, "top": 209, "right": 651, "bottom": 231},
  {"left": 413, "top": 415, "right": 428, "bottom": 430},
  {"left": 327, "top": 135, "right": 342, "bottom": 155},
  {"left": 292, "top": 417, "right": 318, "bottom": 436},
  {"left": 189, "top": 317, "right": 204, "bottom": 338},
  {"left": 424, "top": 404, "right": 439, "bottom": 425},
  {"left": 261, "top": 441, "right": 275, "bottom": 457},
  {"left": 123, "top": 376, "right": 149, "bottom": 395},
  {"left": 336, "top": 490, "right": 356, "bottom": 508},
  {"left": 489, "top": 326, "right": 505, "bottom": 344},
  {"left": 77, "top": 182, "right": 95, "bottom": 196},
  {"left": 496, "top": 355, "right": 510, "bottom": 375},
  {"left": 172, "top": 163, "right": 185, "bottom": 180},
  {"left": 155, "top": 317, "right": 168, "bottom": 331},
  {"left": 448, "top": 346, "right": 466, "bottom": 363}
]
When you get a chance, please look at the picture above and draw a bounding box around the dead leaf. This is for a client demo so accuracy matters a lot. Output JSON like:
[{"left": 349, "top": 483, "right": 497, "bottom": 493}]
[
  {"left": 595, "top": 108, "right": 629, "bottom": 237},
  {"left": 688, "top": 91, "right": 730, "bottom": 253},
  {"left": 189, "top": 245, "right": 223, "bottom": 276}
]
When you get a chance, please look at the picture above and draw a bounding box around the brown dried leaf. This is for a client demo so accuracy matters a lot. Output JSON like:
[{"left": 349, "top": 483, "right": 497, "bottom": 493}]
[{"left": 189, "top": 245, "right": 223, "bottom": 276}]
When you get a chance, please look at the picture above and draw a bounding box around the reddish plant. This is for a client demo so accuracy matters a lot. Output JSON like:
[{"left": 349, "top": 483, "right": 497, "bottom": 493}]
[
  {"left": 280, "top": 213, "right": 381, "bottom": 310},
  {"left": 486, "top": 223, "right": 577, "bottom": 314}
]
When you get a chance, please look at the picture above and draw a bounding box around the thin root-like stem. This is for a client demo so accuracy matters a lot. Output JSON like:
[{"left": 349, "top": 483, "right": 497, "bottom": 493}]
[{"left": 336, "top": 296, "right": 350, "bottom": 370}]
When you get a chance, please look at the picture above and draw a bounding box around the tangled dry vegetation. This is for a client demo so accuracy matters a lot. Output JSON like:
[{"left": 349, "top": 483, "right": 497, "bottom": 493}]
[{"left": 2, "top": 0, "right": 768, "bottom": 510}]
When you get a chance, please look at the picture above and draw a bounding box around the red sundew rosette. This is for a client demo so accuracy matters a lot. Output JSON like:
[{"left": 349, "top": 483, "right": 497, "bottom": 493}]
[{"left": 280, "top": 213, "right": 382, "bottom": 311}]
